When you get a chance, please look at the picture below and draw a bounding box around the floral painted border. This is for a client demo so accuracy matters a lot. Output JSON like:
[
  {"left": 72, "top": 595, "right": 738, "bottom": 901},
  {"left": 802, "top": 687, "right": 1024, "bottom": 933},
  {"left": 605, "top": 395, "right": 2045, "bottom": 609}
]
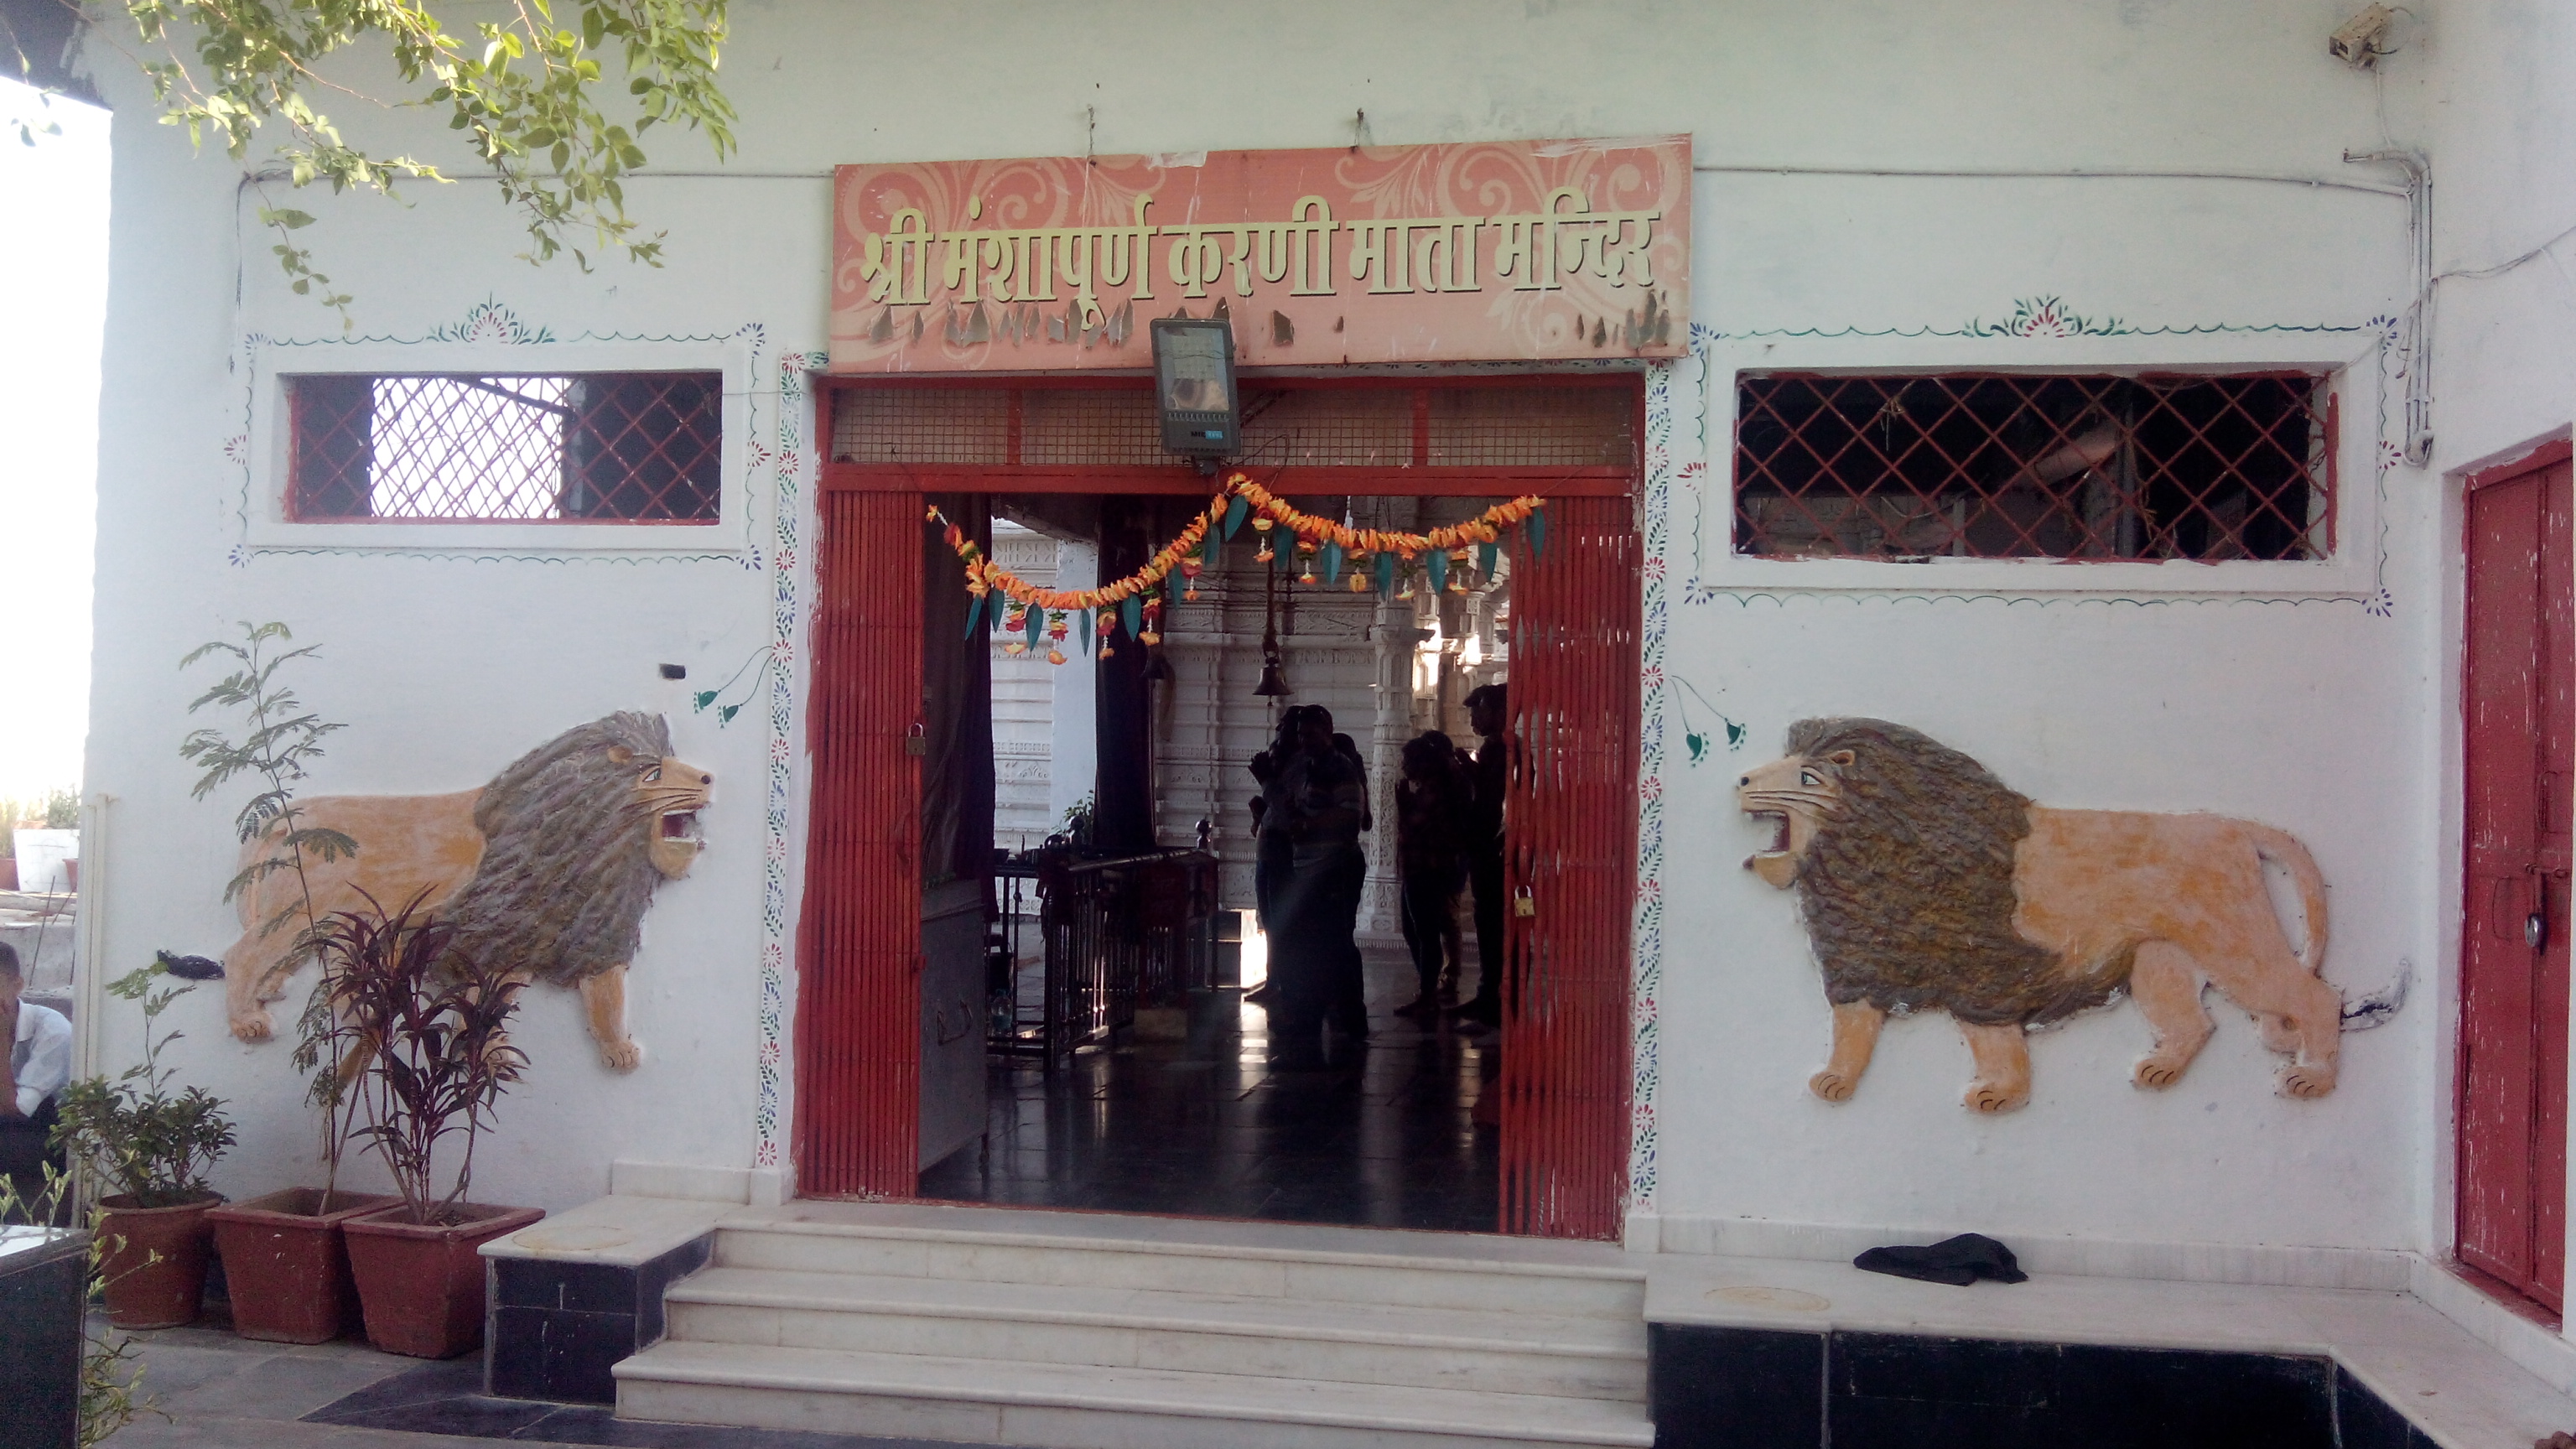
[
  {"left": 229, "top": 298, "right": 766, "bottom": 567},
  {"left": 1708, "top": 293, "right": 2381, "bottom": 342},
  {"left": 1628, "top": 356, "right": 1686, "bottom": 1218},
  {"left": 754, "top": 351, "right": 823, "bottom": 1169},
  {"left": 1682, "top": 305, "right": 2405, "bottom": 614}
]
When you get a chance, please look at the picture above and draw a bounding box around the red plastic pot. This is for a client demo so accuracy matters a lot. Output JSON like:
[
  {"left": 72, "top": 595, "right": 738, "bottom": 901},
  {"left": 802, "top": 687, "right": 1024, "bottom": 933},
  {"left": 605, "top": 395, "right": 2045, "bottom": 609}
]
[
  {"left": 343, "top": 1202, "right": 543, "bottom": 1358},
  {"left": 209, "top": 1187, "right": 402, "bottom": 1343},
  {"left": 96, "top": 1193, "right": 222, "bottom": 1329}
]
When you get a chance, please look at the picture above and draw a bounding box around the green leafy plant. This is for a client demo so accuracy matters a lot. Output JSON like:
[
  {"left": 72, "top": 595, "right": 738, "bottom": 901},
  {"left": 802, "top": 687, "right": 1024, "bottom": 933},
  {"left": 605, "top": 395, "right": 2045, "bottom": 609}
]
[
  {"left": 181, "top": 621, "right": 364, "bottom": 1202},
  {"left": 51, "top": 961, "right": 237, "bottom": 1209},
  {"left": 0, "top": 1168, "right": 165, "bottom": 1447},
  {"left": 40, "top": 787, "right": 78, "bottom": 829},
  {"left": 317, "top": 894, "right": 526, "bottom": 1225},
  {"left": 10, "top": 0, "right": 738, "bottom": 328}
]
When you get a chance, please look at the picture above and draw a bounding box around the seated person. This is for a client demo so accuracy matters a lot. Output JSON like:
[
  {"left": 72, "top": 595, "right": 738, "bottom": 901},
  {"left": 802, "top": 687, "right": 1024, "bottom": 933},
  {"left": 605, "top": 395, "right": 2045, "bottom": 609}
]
[{"left": 1, "top": 941, "right": 73, "bottom": 1201}]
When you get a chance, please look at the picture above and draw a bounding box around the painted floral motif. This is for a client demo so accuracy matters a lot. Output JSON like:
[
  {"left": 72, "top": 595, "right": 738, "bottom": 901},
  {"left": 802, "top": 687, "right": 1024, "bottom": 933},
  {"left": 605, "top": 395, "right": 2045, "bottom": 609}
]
[
  {"left": 755, "top": 348, "right": 827, "bottom": 1171},
  {"left": 1966, "top": 295, "right": 2122, "bottom": 339},
  {"left": 427, "top": 298, "right": 558, "bottom": 345},
  {"left": 1694, "top": 299, "right": 2371, "bottom": 343}
]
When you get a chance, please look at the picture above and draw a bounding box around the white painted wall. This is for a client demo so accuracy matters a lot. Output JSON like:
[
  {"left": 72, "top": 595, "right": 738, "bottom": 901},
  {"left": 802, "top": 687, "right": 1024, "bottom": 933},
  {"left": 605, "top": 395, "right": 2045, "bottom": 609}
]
[{"left": 74, "top": 1, "right": 2517, "bottom": 1272}]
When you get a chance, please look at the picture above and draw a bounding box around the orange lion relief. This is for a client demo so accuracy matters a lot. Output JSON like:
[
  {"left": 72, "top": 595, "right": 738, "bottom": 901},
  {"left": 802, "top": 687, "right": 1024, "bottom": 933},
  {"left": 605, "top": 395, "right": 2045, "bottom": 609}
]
[
  {"left": 1738, "top": 718, "right": 2396, "bottom": 1112},
  {"left": 221, "top": 712, "right": 710, "bottom": 1071}
]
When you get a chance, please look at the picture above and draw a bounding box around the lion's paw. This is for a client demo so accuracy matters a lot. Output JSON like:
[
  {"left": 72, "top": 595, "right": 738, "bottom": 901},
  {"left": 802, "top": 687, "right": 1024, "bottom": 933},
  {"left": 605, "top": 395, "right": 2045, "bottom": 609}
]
[
  {"left": 2132, "top": 1057, "right": 2188, "bottom": 1090},
  {"left": 2277, "top": 1063, "right": 2336, "bottom": 1098},
  {"left": 1808, "top": 1069, "right": 1858, "bottom": 1102},
  {"left": 600, "top": 1039, "right": 645, "bottom": 1072},
  {"left": 1964, "top": 1081, "right": 2028, "bottom": 1114},
  {"left": 231, "top": 1010, "right": 275, "bottom": 1044}
]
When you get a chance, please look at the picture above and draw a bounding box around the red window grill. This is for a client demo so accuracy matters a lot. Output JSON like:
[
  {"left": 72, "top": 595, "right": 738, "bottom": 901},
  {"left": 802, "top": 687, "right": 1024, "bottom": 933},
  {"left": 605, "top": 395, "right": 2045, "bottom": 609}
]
[
  {"left": 288, "top": 372, "right": 723, "bottom": 522},
  {"left": 828, "top": 378, "right": 1636, "bottom": 477},
  {"left": 1733, "top": 372, "right": 2331, "bottom": 561}
]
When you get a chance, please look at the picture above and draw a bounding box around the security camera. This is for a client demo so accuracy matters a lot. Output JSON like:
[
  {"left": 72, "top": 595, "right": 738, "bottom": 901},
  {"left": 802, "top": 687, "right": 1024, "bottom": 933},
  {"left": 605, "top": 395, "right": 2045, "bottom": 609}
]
[{"left": 2329, "top": 4, "right": 2399, "bottom": 69}]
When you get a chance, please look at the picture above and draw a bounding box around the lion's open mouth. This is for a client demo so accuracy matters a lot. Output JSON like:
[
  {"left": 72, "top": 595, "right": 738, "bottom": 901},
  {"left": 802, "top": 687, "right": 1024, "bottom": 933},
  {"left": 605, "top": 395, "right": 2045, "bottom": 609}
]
[
  {"left": 660, "top": 810, "right": 700, "bottom": 841},
  {"left": 1746, "top": 810, "right": 1789, "bottom": 853}
]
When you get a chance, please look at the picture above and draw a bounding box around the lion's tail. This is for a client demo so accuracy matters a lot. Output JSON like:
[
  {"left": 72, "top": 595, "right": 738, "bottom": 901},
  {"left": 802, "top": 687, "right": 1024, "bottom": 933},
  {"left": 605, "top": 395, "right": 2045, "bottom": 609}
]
[{"left": 2243, "top": 822, "right": 2329, "bottom": 975}]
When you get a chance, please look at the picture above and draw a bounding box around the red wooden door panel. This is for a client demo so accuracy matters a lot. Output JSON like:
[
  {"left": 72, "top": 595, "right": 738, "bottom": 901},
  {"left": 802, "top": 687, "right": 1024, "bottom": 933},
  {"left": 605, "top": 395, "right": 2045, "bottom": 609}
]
[
  {"left": 2461, "top": 449, "right": 2574, "bottom": 1311},
  {"left": 1501, "top": 494, "right": 1640, "bottom": 1240},
  {"left": 797, "top": 489, "right": 927, "bottom": 1197}
]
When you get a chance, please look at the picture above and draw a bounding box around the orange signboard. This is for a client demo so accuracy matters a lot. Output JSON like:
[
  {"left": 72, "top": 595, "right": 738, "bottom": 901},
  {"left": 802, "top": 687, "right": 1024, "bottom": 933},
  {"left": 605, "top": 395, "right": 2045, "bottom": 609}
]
[{"left": 829, "top": 136, "right": 1690, "bottom": 372}]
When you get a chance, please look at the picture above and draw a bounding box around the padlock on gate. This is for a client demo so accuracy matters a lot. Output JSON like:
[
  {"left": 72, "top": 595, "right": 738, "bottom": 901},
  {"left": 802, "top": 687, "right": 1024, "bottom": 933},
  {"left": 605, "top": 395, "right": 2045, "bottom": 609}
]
[{"left": 1514, "top": 886, "right": 1535, "bottom": 919}]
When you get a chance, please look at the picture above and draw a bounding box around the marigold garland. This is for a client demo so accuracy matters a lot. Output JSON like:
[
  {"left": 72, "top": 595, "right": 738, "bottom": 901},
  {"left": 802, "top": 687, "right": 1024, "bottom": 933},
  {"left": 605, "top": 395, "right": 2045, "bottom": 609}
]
[{"left": 927, "top": 474, "right": 1545, "bottom": 662}]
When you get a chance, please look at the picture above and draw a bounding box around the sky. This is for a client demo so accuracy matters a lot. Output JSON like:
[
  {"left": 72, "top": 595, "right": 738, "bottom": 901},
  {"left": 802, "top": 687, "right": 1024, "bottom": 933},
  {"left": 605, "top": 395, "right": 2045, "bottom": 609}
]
[{"left": 0, "top": 76, "right": 109, "bottom": 808}]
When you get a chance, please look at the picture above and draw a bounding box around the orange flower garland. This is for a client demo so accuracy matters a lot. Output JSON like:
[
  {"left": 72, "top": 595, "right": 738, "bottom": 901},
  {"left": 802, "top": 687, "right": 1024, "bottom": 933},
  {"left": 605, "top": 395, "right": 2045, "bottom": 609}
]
[{"left": 929, "top": 475, "right": 1545, "bottom": 662}]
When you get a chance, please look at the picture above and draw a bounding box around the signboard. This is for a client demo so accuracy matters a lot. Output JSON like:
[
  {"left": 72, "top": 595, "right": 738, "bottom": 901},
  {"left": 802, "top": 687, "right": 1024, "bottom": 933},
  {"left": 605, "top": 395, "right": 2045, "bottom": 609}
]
[{"left": 829, "top": 136, "right": 1690, "bottom": 372}]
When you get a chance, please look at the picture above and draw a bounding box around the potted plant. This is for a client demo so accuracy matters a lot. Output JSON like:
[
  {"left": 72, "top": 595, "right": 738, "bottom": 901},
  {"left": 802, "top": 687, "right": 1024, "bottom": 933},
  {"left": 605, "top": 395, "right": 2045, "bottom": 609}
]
[
  {"left": 51, "top": 960, "right": 238, "bottom": 1329},
  {"left": 324, "top": 896, "right": 541, "bottom": 1359},
  {"left": 184, "top": 623, "right": 399, "bottom": 1343}
]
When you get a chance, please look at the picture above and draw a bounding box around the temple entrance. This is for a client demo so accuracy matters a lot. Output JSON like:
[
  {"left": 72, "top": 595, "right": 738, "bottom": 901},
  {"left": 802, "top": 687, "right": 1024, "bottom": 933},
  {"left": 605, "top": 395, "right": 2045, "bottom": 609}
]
[{"left": 796, "top": 376, "right": 1641, "bottom": 1239}]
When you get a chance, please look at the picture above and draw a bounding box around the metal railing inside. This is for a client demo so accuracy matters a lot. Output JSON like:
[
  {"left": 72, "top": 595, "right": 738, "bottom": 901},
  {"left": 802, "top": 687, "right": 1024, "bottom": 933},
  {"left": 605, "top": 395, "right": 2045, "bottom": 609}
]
[{"left": 989, "top": 848, "right": 1218, "bottom": 1069}]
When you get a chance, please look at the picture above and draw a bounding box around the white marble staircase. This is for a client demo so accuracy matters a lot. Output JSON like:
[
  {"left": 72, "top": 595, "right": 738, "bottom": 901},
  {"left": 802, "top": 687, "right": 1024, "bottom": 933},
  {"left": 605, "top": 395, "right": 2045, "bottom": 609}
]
[{"left": 612, "top": 1201, "right": 1655, "bottom": 1449}]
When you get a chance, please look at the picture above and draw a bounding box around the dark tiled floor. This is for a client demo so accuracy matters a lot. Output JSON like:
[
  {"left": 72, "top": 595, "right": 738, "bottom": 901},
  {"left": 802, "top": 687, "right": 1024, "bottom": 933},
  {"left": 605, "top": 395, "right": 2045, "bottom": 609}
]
[
  {"left": 918, "top": 953, "right": 1502, "bottom": 1233},
  {"left": 304, "top": 1356, "right": 979, "bottom": 1447}
]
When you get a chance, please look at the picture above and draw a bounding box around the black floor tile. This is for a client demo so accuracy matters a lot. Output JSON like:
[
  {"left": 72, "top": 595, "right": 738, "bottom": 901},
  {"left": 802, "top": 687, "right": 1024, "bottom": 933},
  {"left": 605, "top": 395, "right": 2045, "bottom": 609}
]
[{"left": 917, "top": 985, "right": 1498, "bottom": 1233}]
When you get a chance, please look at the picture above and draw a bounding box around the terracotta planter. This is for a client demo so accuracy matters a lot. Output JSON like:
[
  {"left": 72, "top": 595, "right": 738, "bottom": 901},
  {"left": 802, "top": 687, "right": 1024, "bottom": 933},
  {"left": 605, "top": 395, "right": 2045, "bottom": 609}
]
[
  {"left": 0, "top": 857, "right": 17, "bottom": 891},
  {"left": 343, "top": 1202, "right": 543, "bottom": 1359},
  {"left": 96, "top": 1193, "right": 221, "bottom": 1329},
  {"left": 209, "top": 1187, "right": 402, "bottom": 1344}
]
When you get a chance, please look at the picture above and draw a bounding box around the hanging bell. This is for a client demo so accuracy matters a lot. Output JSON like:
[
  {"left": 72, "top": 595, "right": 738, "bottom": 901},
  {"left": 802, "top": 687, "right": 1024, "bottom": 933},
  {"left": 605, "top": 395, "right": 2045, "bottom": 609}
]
[{"left": 1254, "top": 657, "right": 1292, "bottom": 697}]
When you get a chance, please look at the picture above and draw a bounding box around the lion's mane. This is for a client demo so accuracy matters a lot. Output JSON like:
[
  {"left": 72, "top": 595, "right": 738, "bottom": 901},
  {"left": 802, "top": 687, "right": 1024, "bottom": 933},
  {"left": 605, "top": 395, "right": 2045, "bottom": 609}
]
[
  {"left": 437, "top": 711, "right": 673, "bottom": 989},
  {"left": 1789, "top": 718, "right": 2119, "bottom": 1026}
]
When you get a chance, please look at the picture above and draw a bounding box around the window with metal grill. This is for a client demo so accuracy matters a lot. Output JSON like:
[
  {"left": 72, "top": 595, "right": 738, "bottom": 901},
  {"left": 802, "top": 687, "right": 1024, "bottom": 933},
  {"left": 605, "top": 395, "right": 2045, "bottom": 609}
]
[
  {"left": 1732, "top": 372, "right": 2332, "bottom": 562},
  {"left": 288, "top": 372, "right": 723, "bottom": 522}
]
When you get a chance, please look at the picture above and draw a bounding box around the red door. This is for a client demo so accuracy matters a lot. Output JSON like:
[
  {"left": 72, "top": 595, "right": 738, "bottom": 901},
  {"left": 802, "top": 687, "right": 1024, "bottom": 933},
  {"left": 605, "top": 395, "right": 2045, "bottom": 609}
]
[
  {"left": 1501, "top": 494, "right": 1640, "bottom": 1240},
  {"left": 797, "top": 488, "right": 927, "bottom": 1197},
  {"left": 2461, "top": 442, "right": 2575, "bottom": 1311}
]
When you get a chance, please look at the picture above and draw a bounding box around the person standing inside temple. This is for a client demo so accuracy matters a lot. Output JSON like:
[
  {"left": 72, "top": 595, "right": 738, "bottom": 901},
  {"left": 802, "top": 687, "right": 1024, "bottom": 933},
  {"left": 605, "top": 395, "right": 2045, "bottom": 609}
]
[
  {"left": 1244, "top": 709, "right": 1307, "bottom": 1008},
  {"left": 1262, "top": 706, "right": 1370, "bottom": 1062},
  {"left": 1393, "top": 730, "right": 1470, "bottom": 1021},
  {"left": 1450, "top": 683, "right": 1510, "bottom": 1027}
]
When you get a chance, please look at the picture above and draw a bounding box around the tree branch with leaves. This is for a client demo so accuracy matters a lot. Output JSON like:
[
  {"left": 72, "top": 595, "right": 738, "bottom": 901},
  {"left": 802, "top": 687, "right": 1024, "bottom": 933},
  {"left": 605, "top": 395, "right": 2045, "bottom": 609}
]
[{"left": 11, "top": 0, "right": 735, "bottom": 326}]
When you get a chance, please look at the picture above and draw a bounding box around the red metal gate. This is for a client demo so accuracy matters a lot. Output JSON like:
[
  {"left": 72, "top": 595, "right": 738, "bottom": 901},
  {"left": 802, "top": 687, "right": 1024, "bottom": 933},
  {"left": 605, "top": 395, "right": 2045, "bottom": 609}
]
[
  {"left": 1501, "top": 493, "right": 1641, "bottom": 1240},
  {"left": 797, "top": 488, "right": 926, "bottom": 1197},
  {"left": 2460, "top": 440, "right": 2575, "bottom": 1311}
]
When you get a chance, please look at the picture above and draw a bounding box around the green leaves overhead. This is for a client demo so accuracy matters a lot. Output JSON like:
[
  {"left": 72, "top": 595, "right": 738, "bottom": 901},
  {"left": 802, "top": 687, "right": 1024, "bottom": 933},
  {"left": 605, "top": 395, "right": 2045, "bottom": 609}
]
[{"left": 108, "top": 0, "right": 737, "bottom": 328}]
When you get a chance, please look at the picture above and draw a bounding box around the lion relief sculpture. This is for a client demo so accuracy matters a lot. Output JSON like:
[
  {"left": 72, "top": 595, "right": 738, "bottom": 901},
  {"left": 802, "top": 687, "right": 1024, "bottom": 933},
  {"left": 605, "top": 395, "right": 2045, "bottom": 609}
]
[
  {"left": 1737, "top": 718, "right": 2384, "bottom": 1113},
  {"left": 222, "top": 712, "right": 710, "bottom": 1071}
]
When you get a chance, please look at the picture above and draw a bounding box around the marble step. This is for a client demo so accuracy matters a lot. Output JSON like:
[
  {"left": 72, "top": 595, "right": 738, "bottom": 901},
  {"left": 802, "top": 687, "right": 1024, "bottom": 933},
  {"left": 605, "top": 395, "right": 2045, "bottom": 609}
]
[
  {"left": 712, "top": 1203, "right": 1646, "bottom": 1320},
  {"left": 664, "top": 1265, "right": 1647, "bottom": 1400},
  {"left": 615, "top": 1339, "right": 1659, "bottom": 1449}
]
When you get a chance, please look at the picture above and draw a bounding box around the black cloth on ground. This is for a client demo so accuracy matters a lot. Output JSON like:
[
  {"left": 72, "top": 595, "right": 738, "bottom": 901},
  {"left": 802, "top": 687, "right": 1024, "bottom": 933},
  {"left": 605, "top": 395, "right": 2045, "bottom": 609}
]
[{"left": 1852, "top": 1232, "right": 2028, "bottom": 1286}]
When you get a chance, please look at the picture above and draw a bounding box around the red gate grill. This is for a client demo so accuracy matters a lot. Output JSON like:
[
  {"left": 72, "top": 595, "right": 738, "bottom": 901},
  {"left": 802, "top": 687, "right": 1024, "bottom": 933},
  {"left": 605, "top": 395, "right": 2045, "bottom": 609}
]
[
  {"left": 1501, "top": 494, "right": 1640, "bottom": 1241},
  {"left": 1733, "top": 371, "right": 2331, "bottom": 562},
  {"left": 797, "top": 489, "right": 925, "bottom": 1197}
]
